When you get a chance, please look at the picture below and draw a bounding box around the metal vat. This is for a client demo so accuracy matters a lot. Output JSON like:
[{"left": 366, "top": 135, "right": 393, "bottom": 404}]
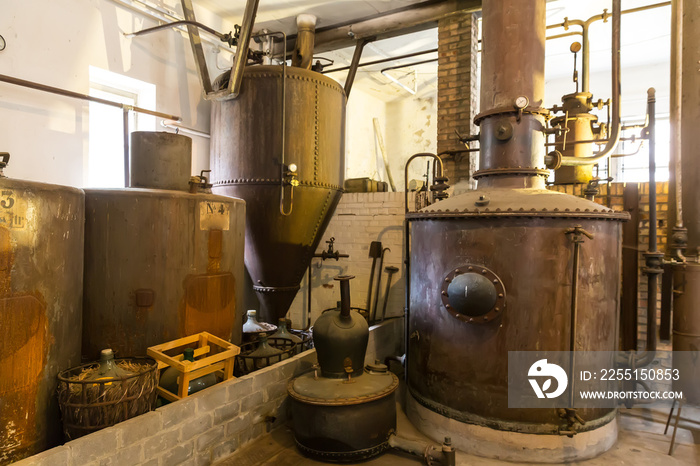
[
  {"left": 82, "top": 133, "right": 246, "bottom": 360},
  {"left": 0, "top": 177, "right": 84, "bottom": 464},
  {"left": 405, "top": 0, "right": 628, "bottom": 461},
  {"left": 210, "top": 65, "right": 345, "bottom": 323},
  {"left": 407, "top": 190, "right": 626, "bottom": 433},
  {"left": 671, "top": 263, "right": 700, "bottom": 405}
]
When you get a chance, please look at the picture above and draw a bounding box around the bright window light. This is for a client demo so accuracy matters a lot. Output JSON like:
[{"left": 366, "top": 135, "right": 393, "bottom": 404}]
[{"left": 88, "top": 67, "right": 156, "bottom": 188}]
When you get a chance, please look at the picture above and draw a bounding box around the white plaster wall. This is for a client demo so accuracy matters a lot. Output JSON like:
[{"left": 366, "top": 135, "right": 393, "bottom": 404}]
[
  {"left": 343, "top": 88, "right": 387, "bottom": 182},
  {"left": 0, "top": 0, "right": 234, "bottom": 187},
  {"left": 385, "top": 93, "right": 437, "bottom": 191}
]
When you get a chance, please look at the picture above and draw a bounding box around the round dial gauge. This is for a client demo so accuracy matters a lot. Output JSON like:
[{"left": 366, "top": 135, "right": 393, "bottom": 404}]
[{"left": 514, "top": 95, "right": 529, "bottom": 109}]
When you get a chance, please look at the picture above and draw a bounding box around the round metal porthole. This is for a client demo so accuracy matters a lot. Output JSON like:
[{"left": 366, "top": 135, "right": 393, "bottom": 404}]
[{"left": 440, "top": 265, "right": 506, "bottom": 324}]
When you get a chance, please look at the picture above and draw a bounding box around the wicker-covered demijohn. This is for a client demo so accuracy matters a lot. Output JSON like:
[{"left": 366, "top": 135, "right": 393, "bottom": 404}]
[{"left": 56, "top": 356, "right": 158, "bottom": 440}]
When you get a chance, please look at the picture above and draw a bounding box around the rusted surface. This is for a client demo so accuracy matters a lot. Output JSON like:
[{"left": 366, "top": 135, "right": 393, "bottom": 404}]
[
  {"left": 0, "top": 179, "right": 83, "bottom": 464},
  {"left": 407, "top": 210, "right": 623, "bottom": 433},
  {"left": 82, "top": 189, "right": 246, "bottom": 359},
  {"left": 671, "top": 263, "right": 700, "bottom": 405},
  {"left": 182, "top": 272, "right": 236, "bottom": 339},
  {"left": 406, "top": 0, "right": 626, "bottom": 439},
  {"left": 210, "top": 65, "right": 345, "bottom": 323}
]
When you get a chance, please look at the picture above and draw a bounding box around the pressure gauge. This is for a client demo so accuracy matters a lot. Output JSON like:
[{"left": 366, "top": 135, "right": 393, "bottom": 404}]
[{"left": 514, "top": 95, "right": 529, "bottom": 109}]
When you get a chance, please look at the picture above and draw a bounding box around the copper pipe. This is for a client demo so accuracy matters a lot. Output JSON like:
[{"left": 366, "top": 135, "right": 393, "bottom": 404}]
[
  {"left": 323, "top": 48, "right": 437, "bottom": 74},
  {"left": 125, "top": 19, "right": 232, "bottom": 43},
  {"left": 292, "top": 14, "right": 316, "bottom": 70},
  {"left": 0, "top": 73, "right": 181, "bottom": 121},
  {"left": 560, "top": 0, "right": 621, "bottom": 167}
]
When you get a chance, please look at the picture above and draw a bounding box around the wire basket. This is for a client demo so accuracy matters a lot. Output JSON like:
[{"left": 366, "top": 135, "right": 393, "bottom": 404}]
[
  {"left": 234, "top": 337, "right": 297, "bottom": 376},
  {"left": 289, "top": 329, "right": 314, "bottom": 352},
  {"left": 56, "top": 357, "right": 158, "bottom": 440}
]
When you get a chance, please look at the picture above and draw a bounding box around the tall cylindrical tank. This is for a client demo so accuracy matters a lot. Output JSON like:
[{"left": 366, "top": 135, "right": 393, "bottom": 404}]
[
  {"left": 210, "top": 65, "right": 345, "bottom": 323},
  {"left": 405, "top": 0, "right": 627, "bottom": 462},
  {"left": 0, "top": 177, "right": 84, "bottom": 464},
  {"left": 82, "top": 132, "right": 246, "bottom": 360}
]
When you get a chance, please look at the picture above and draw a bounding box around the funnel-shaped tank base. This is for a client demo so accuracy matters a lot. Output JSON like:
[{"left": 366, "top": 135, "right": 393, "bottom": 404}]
[
  {"left": 406, "top": 393, "right": 617, "bottom": 462},
  {"left": 254, "top": 285, "right": 301, "bottom": 324}
]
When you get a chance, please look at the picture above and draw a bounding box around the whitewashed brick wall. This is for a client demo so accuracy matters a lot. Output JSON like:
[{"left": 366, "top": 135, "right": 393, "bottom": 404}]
[{"left": 287, "top": 192, "right": 410, "bottom": 328}]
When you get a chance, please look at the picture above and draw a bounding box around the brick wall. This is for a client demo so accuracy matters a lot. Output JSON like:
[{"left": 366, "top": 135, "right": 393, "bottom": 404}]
[
  {"left": 287, "top": 192, "right": 408, "bottom": 328},
  {"left": 437, "top": 11, "right": 479, "bottom": 191},
  {"left": 549, "top": 182, "right": 671, "bottom": 349},
  {"left": 15, "top": 319, "right": 403, "bottom": 466}
]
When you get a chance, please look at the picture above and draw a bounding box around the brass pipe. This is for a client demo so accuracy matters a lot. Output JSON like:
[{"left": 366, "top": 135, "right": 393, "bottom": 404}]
[
  {"left": 292, "top": 14, "right": 317, "bottom": 70},
  {"left": 560, "top": 0, "right": 621, "bottom": 167}
]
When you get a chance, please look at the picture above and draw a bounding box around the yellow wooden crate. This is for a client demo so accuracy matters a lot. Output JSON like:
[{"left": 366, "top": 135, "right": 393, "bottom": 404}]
[{"left": 147, "top": 332, "right": 240, "bottom": 402}]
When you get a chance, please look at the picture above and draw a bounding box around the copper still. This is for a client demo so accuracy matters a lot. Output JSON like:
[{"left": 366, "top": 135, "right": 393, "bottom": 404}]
[
  {"left": 0, "top": 155, "right": 84, "bottom": 464},
  {"left": 82, "top": 132, "right": 246, "bottom": 360},
  {"left": 287, "top": 275, "right": 399, "bottom": 462},
  {"left": 405, "top": 0, "right": 628, "bottom": 461},
  {"left": 210, "top": 21, "right": 345, "bottom": 324}
]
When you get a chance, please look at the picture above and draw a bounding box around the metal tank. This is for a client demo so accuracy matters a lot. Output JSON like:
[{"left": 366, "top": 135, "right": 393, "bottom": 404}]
[
  {"left": 0, "top": 157, "right": 84, "bottom": 464},
  {"left": 405, "top": 0, "right": 628, "bottom": 462},
  {"left": 82, "top": 132, "right": 246, "bottom": 360},
  {"left": 210, "top": 64, "right": 345, "bottom": 323}
]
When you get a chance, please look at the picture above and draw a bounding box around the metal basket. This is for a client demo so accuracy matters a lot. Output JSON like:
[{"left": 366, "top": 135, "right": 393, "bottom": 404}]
[
  {"left": 56, "top": 357, "right": 158, "bottom": 440},
  {"left": 234, "top": 337, "right": 297, "bottom": 376}
]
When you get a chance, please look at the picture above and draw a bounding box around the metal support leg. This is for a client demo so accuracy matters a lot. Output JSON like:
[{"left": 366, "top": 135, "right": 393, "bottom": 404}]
[
  {"left": 664, "top": 399, "right": 676, "bottom": 435},
  {"left": 668, "top": 399, "right": 684, "bottom": 456}
]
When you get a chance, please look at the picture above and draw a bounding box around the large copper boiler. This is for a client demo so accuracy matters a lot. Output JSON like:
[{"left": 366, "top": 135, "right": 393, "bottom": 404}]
[
  {"left": 210, "top": 65, "right": 345, "bottom": 323},
  {"left": 0, "top": 172, "right": 84, "bottom": 464},
  {"left": 405, "top": 0, "right": 627, "bottom": 461},
  {"left": 82, "top": 132, "right": 246, "bottom": 359}
]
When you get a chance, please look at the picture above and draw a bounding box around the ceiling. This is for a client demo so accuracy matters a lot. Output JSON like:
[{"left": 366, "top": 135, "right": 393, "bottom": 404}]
[
  {"left": 196, "top": 0, "right": 435, "bottom": 33},
  {"left": 196, "top": 0, "right": 672, "bottom": 103}
]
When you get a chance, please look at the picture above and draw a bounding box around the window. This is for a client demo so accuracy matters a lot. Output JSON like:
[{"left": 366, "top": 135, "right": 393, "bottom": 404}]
[{"left": 88, "top": 67, "right": 156, "bottom": 187}]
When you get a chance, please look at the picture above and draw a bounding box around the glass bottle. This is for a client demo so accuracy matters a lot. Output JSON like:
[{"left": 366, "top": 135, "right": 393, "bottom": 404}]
[
  {"left": 160, "top": 348, "right": 217, "bottom": 399},
  {"left": 270, "top": 318, "right": 302, "bottom": 352},
  {"left": 88, "top": 348, "right": 132, "bottom": 381},
  {"left": 247, "top": 335, "right": 283, "bottom": 371},
  {"left": 242, "top": 310, "right": 276, "bottom": 334}
]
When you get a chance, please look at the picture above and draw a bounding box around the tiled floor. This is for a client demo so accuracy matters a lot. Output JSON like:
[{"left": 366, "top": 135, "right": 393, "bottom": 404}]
[{"left": 217, "top": 387, "right": 699, "bottom": 465}]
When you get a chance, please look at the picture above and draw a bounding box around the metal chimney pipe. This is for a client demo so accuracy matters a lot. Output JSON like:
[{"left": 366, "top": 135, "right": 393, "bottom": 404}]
[
  {"left": 474, "top": 0, "right": 549, "bottom": 189},
  {"left": 293, "top": 14, "right": 317, "bottom": 70}
]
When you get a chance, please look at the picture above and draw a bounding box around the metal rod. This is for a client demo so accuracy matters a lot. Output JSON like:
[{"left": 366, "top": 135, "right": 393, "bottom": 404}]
[
  {"left": 125, "top": 19, "right": 230, "bottom": 42},
  {"left": 403, "top": 153, "right": 445, "bottom": 215},
  {"left": 568, "top": 236, "right": 580, "bottom": 408},
  {"left": 160, "top": 119, "right": 210, "bottom": 138},
  {"left": 323, "top": 48, "right": 437, "bottom": 74},
  {"left": 180, "top": 0, "right": 213, "bottom": 95},
  {"left": 380, "top": 58, "right": 437, "bottom": 73},
  {"left": 227, "top": 0, "right": 260, "bottom": 98},
  {"left": 645, "top": 88, "right": 660, "bottom": 358},
  {"left": 123, "top": 109, "right": 130, "bottom": 187},
  {"left": 345, "top": 39, "right": 371, "bottom": 97},
  {"left": 307, "top": 262, "right": 313, "bottom": 329},
  {"left": 560, "top": 0, "right": 621, "bottom": 167},
  {"left": 0, "top": 73, "right": 181, "bottom": 121}
]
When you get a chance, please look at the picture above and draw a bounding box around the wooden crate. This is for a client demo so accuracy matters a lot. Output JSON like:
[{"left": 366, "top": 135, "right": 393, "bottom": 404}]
[{"left": 147, "top": 332, "right": 240, "bottom": 402}]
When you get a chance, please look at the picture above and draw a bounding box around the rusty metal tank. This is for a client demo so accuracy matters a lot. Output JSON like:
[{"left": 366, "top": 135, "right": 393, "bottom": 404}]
[
  {"left": 405, "top": 0, "right": 628, "bottom": 461},
  {"left": 671, "top": 264, "right": 700, "bottom": 405},
  {"left": 82, "top": 132, "right": 246, "bottom": 360},
  {"left": 210, "top": 65, "right": 345, "bottom": 323},
  {"left": 0, "top": 166, "right": 84, "bottom": 464}
]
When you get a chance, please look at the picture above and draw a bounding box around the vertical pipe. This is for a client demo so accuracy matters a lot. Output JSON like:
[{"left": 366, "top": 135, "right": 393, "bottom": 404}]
[
  {"left": 292, "top": 14, "right": 316, "bottom": 70},
  {"left": 670, "top": 0, "right": 683, "bottom": 230},
  {"left": 337, "top": 275, "right": 351, "bottom": 318},
  {"left": 645, "top": 88, "right": 659, "bottom": 355},
  {"left": 344, "top": 39, "right": 369, "bottom": 97},
  {"left": 581, "top": 26, "right": 589, "bottom": 93},
  {"left": 123, "top": 108, "right": 130, "bottom": 187}
]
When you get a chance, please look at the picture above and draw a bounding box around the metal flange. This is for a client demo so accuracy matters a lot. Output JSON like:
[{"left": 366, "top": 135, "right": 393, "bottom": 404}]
[{"left": 440, "top": 265, "right": 506, "bottom": 324}]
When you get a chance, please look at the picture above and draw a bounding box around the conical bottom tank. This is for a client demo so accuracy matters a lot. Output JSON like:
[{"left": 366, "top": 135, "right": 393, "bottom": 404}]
[{"left": 210, "top": 65, "right": 345, "bottom": 323}]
